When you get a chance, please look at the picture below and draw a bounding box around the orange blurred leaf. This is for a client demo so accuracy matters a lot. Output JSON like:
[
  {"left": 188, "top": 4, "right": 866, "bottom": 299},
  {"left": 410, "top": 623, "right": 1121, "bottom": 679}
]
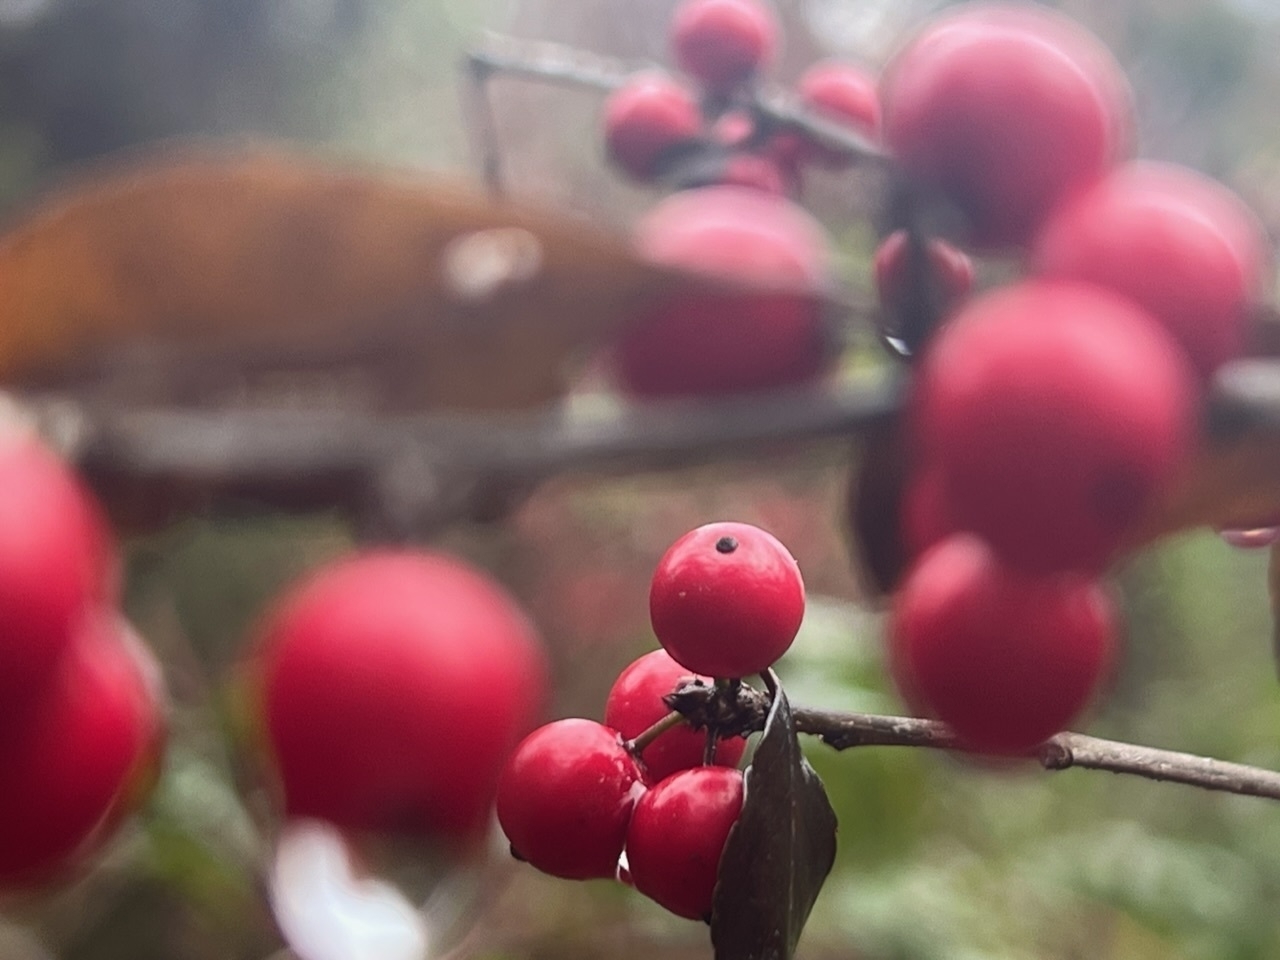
[{"left": 0, "top": 142, "right": 710, "bottom": 411}]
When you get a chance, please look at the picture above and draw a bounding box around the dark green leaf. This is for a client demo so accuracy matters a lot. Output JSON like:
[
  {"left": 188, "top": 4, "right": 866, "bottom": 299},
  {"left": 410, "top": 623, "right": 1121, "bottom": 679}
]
[{"left": 710, "top": 672, "right": 838, "bottom": 960}]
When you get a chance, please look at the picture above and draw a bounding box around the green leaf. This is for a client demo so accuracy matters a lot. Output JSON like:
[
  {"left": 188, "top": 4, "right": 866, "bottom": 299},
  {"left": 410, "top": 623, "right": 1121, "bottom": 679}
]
[{"left": 710, "top": 672, "right": 838, "bottom": 960}]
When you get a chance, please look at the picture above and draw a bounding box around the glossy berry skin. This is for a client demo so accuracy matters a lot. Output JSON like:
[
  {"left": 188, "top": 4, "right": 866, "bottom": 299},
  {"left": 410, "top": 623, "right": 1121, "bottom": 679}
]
[
  {"left": 248, "top": 550, "right": 548, "bottom": 844},
  {"left": 671, "top": 0, "right": 778, "bottom": 94},
  {"left": 0, "top": 435, "right": 115, "bottom": 719},
  {"left": 873, "top": 229, "right": 974, "bottom": 319},
  {"left": 881, "top": 4, "right": 1132, "bottom": 248},
  {"left": 604, "top": 73, "right": 703, "bottom": 181},
  {"left": 605, "top": 649, "right": 746, "bottom": 782},
  {"left": 1032, "top": 161, "right": 1270, "bottom": 380},
  {"left": 889, "top": 534, "right": 1114, "bottom": 754},
  {"left": 0, "top": 616, "right": 164, "bottom": 889},
  {"left": 614, "top": 185, "right": 833, "bottom": 398},
  {"left": 910, "top": 280, "right": 1196, "bottom": 574},
  {"left": 650, "top": 521, "right": 804, "bottom": 678},
  {"left": 496, "top": 719, "right": 645, "bottom": 880},
  {"left": 626, "top": 766, "right": 744, "bottom": 920}
]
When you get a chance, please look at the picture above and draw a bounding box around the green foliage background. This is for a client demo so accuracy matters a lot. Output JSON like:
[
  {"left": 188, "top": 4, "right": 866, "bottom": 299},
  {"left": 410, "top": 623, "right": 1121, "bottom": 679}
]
[{"left": 2, "top": 0, "right": 1280, "bottom": 958}]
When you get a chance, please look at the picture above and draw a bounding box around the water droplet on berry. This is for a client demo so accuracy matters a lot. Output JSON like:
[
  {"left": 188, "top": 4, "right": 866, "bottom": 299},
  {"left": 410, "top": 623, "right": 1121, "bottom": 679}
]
[{"left": 1218, "top": 525, "right": 1280, "bottom": 549}]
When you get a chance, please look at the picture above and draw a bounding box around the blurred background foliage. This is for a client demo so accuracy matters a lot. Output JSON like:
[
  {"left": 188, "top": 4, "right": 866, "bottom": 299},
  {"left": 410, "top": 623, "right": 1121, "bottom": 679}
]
[{"left": 1, "top": 0, "right": 1280, "bottom": 957}]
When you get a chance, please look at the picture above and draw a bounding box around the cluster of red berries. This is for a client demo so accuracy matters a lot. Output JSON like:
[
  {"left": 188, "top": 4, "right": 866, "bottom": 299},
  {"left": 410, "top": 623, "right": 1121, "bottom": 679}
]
[
  {"left": 879, "top": 4, "right": 1270, "bottom": 754},
  {"left": 497, "top": 521, "right": 803, "bottom": 921},
  {"left": 242, "top": 550, "right": 549, "bottom": 847},
  {"left": 600, "top": 0, "right": 883, "bottom": 399},
  {"left": 0, "top": 432, "right": 165, "bottom": 890}
]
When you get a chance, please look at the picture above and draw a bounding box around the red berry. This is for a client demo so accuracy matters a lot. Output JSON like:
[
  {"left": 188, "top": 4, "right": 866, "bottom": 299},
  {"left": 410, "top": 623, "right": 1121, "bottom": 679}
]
[
  {"left": 671, "top": 0, "right": 778, "bottom": 94},
  {"left": 0, "top": 434, "right": 116, "bottom": 719},
  {"left": 605, "top": 649, "right": 746, "bottom": 782},
  {"left": 650, "top": 521, "right": 804, "bottom": 678},
  {"left": 873, "top": 229, "right": 975, "bottom": 318},
  {"left": 778, "top": 60, "right": 880, "bottom": 169},
  {"left": 716, "top": 153, "right": 789, "bottom": 194},
  {"left": 604, "top": 73, "right": 703, "bottom": 181},
  {"left": 889, "top": 534, "right": 1115, "bottom": 754},
  {"left": 247, "top": 550, "right": 548, "bottom": 844},
  {"left": 496, "top": 719, "right": 645, "bottom": 880},
  {"left": 910, "top": 280, "right": 1196, "bottom": 574},
  {"left": 881, "top": 4, "right": 1133, "bottom": 248},
  {"left": 626, "top": 766, "right": 744, "bottom": 920},
  {"left": 1032, "top": 161, "right": 1270, "bottom": 379},
  {"left": 0, "top": 616, "right": 165, "bottom": 889},
  {"left": 900, "top": 466, "right": 955, "bottom": 559},
  {"left": 614, "top": 185, "right": 833, "bottom": 398}
]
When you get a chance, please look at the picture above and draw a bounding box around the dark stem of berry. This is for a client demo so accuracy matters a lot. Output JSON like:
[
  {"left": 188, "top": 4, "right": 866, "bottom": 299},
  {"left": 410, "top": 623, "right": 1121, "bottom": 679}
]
[
  {"left": 665, "top": 680, "right": 1280, "bottom": 803},
  {"left": 626, "top": 710, "right": 686, "bottom": 755},
  {"left": 715, "top": 536, "right": 738, "bottom": 554},
  {"left": 702, "top": 725, "right": 718, "bottom": 766}
]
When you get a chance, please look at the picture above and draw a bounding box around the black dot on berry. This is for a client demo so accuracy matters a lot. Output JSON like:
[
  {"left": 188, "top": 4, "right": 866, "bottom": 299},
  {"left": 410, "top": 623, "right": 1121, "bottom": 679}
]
[{"left": 715, "top": 536, "right": 738, "bottom": 554}]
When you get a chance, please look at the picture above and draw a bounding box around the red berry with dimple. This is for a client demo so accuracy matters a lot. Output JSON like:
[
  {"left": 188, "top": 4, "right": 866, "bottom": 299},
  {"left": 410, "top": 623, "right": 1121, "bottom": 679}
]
[
  {"left": 889, "top": 534, "right": 1115, "bottom": 754},
  {"left": 671, "top": 0, "right": 777, "bottom": 93},
  {"left": 496, "top": 719, "right": 644, "bottom": 880},
  {"left": 0, "top": 434, "right": 115, "bottom": 719},
  {"left": 650, "top": 521, "right": 804, "bottom": 678},
  {"left": 881, "top": 4, "right": 1133, "bottom": 248},
  {"left": 626, "top": 766, "right": 744, "bottom": 920},
  {"left": 1032, "top": 161, "right": 1270, "bottom": 380},
  {"left": 911, "top": 280, "right": 1196, "bottom": 574},
  {"left": 605, "top": 650, "right": 746, "bottom": 782},
  {"left": 248, "top": 550, "right": 548, "bottom": 844},
  {"left": 874, "top": 230, "right": 975, "bottom": 318},
  {"left": 614, "top": 185, "right": 833, "bottom": 398},
  {"left": 0, "top": 615, "right": 165, "bottom": 889},
  {"left": 604, "top": 73, "right": 702, "bottom": 181}
]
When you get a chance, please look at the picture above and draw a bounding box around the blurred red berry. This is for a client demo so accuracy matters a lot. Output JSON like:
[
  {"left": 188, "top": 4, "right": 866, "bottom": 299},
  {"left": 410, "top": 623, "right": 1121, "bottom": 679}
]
[
  {"left": 248, "top": 550, "right": 548, "bottom": 845},
  {"left": 889, "top": 534, "right": 1114, "bottom": 754},
  {"left": 604, "top": 73, "right": 703, "bottom": 181},
  {"left": 881, "top": 3, "right": 1133, "bottom": 248},
  {"left": 1033, "top": 160, "right": 1270, "bottom": 379},
  {"left": 910, "top": 280, "right": 1196, "bottom": 573},
  {"left": 671, "top": 0, "right": 778, "bottom": 93},
  {"left": 614, "top": 185, "right": 834, "bottom": 397}
]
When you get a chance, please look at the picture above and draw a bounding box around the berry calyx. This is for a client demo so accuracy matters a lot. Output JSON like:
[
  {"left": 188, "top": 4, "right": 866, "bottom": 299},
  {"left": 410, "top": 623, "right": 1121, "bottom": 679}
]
[
  {"left": 247, "top": 550, "right": 548, "bottom": 844},
  {"left": 889, "top": 534, "right": 1115, "bottom": 754},
  {"left": 670, "top": 0, "right": 778, "bottom": 94},
  {"left": 1032, "top": 160, "right": 1270, "bottom": 380},
  {"left": 614, "top": 185, "right": 834, "bottom": 398},
  {"left": 496, "top": 719, "right": 645, "bottom": 880},
  {"left": 650, "top": 521, "right": 804, "bottom": 678},
  {"left": 880, "top": 4, "right": 1133, "bottom": 248},
  {"left": 626, "top": 766, "right": 744, "bottom": 920},
  {"left": 603, "top": 73, "right": 703, "bottom": 182},
  {"left": 910, "top": 280, "right": 1196, "bottom": 573},
  {"left": 605, "top": 649, "right": 746, "bottom": 782}
]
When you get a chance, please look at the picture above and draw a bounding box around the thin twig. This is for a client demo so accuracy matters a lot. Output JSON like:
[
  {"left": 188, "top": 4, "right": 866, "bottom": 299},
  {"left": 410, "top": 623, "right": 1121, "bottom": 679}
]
[
  {"left": 464, "top": 34, "right": 886, "bottom": 170},
  {"left": 666, "top": 683, "right": 1280, "bottom": 801}
]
